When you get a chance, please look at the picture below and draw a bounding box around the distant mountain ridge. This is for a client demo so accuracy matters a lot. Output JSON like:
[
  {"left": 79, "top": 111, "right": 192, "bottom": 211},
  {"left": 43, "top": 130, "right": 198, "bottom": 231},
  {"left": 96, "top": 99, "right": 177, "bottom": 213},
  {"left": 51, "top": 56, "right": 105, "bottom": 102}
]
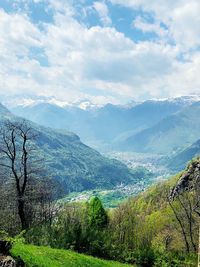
[
  {"left": 8, "top": 96, "right": 198, "bottom": 152},
  {"left": 2, "top": 94, "right": 200, "bottom": 110},
  {"left": 120, "top": 101, "right": 200, "bottom": 154}
]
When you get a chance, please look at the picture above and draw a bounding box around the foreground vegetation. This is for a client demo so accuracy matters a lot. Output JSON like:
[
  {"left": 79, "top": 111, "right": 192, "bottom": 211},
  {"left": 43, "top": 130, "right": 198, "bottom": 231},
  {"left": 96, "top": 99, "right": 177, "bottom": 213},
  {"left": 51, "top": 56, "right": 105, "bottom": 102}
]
[
  {"left": 0, "top": 118, "right": 199, "bottom": 266},
  {"left": 25, "top": 167, "right": 199, "bottom": 266},
  {"left": 2, "top": 163, "right": 199, "bottom": 266},
  {"left": 11, "top": 243, "right": 133, "bottom": 267}
]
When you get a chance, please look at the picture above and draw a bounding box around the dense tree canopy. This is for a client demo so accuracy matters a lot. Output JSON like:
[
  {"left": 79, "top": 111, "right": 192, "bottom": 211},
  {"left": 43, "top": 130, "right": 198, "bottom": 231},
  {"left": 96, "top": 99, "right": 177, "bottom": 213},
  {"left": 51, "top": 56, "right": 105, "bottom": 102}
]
[{"left": 88, "top": 196, "right": 108, "bottom": 229}]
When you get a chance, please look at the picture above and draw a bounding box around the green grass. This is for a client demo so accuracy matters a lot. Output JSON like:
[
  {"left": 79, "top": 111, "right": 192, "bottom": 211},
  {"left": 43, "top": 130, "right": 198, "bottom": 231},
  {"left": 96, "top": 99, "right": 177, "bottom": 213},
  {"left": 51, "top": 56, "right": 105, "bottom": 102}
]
[{"left": 11, "top": 244, "right": 134, "bottom": 267}]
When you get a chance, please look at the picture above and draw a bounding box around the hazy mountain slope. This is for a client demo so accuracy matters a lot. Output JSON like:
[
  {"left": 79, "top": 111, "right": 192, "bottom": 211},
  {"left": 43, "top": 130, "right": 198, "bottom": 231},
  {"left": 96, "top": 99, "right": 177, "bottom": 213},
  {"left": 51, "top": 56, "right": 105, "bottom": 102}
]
[
  {"left": 10, "top": 99, "right": 187, "bottom": 149},
  {"left": 87, "top": 100, "right": 185, "bottom": 142},
  {"left": 11, "top": 103, "right": 96, "bottom": 142},
  {"left": 0, "top": 103, "right": 13, "bottom": 118},
  {"left": 0, "top": 103, "right": 136, "bottom": 194},
  {"left": 18, "top": 103, "right": 75, "bottom": 129},
  {"left": 120, "top": 102, "right": 200, "bottom": 154},
  {"left": 167, "top": 139, "right": 200, "bottom": 171}
]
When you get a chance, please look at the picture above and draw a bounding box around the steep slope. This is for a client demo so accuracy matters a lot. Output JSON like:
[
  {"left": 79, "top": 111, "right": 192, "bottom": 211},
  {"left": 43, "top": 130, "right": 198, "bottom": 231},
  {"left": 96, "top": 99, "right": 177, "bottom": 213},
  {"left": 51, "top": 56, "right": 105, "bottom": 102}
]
[
  {"left": 11, "top": 244, "right": 133, "bottom": 267},
  {"left": 0, "top": 103, "right": 136, "bottom": 194},
  {"left": 120, "top": 102, "right": 200, "bottom": 154},
  {"left": 170, "top": 157, "right": 200, "bottom": 199},
  {"left": 167, "top": 139, "right": 200, "bottom": 171}
]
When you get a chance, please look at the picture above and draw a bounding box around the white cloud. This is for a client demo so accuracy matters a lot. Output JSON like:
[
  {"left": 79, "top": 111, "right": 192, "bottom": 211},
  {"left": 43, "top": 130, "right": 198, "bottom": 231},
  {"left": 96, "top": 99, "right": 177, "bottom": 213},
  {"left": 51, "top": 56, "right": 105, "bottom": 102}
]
[
  {"left": 41, "top": 9, "right": 177, "bottom": 100},
  {"left": 93, "top": 1, "right": 112, "bottom": 26},
  {"left": 163, "top": 52, "right": 200, "bottom": 96},
  {"left": 133, "top": 16, "right": 168, "bottom": 38},
  {"left": 0, "top": 9, "right": 44, "bottom": 96},
  {"left": 48, "top": 0, "right": 75, "bottom": 16},
  {"left": 110, "top": 0, "right": 200, "bottom": 50},
  {"left": 0, "top": 9, "right": 41, "bottom": 56},
  {"left": 170, "top": 2, "right": 200, "bottom": 50},
  {"left": 0, "top": 1, "right": 200, "bottom": 104}
]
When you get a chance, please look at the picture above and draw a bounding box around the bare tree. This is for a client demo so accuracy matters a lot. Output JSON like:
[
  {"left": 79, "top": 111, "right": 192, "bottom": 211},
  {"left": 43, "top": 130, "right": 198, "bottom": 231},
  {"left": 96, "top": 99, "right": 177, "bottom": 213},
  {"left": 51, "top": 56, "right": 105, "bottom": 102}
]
[
  {"left": 168, "top": 195, "right": 190, "bottom": 253},
  {"left": 0, "top": 120, "right": 38, "bottom": 230}
]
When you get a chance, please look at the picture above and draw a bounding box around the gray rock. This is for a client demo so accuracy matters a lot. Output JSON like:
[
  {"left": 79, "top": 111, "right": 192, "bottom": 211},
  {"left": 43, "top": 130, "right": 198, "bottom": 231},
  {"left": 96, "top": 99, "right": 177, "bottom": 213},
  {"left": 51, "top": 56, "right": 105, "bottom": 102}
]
[
  {"left": 0, "top": 256, "right": 16, "bottom": 267},
  {"left": 170, "top": 158, "right": 200, "bottom": 200}
]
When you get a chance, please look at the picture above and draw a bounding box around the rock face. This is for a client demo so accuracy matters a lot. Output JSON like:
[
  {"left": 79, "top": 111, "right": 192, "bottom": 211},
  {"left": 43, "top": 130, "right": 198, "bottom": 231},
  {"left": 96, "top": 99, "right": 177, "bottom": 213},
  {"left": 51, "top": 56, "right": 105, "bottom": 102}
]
[
  {"left": 0, "top": 256, "right": 17, "bottom": 267},
  {"left": 0, "top": 241, "right": 24, "bottom": 267},
  {"left": 170, "top": 157, "right": 200, "bottom": 200}
]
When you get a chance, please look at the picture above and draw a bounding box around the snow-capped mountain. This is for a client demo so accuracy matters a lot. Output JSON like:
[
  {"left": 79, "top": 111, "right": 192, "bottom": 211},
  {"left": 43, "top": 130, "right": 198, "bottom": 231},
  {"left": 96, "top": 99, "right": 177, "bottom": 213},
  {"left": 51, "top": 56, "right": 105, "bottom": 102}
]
[
  {"left": 0, "top": 94, "right": 105, "bottom": 110},
  {"left": 166, "top": 95, "right": 200, "bottom": 105},
  {"left": 0, "top": 94, "right": 71, "bottom": 108},
  {"left": 2, "top": 94, "right": 200, "bottom": 110}
]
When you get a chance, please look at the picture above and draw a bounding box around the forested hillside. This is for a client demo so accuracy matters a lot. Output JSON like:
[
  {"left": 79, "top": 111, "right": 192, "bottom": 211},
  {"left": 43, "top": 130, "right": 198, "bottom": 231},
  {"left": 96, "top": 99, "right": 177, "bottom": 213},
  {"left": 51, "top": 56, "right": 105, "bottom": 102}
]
[
  {"left": 0, "top": 103, "right": 138, "bottom": 194},
  {"left": 4, "top": 158, "right": 198, "bottom": 267}
]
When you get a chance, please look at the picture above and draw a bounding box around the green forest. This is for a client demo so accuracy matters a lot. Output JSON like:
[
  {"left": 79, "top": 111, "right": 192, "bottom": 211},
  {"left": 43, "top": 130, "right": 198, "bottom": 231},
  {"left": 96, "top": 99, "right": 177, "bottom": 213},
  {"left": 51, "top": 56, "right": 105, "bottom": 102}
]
[{"left": 0, "top": 119, "right": 200, "bottom": 266}]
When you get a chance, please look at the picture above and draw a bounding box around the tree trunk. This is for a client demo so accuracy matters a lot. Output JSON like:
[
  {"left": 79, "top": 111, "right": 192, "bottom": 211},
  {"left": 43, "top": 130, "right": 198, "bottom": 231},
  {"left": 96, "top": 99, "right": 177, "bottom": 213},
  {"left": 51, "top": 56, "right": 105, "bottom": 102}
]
[{"left": 18, "top": 198, "right": 28, "bottom": 230}]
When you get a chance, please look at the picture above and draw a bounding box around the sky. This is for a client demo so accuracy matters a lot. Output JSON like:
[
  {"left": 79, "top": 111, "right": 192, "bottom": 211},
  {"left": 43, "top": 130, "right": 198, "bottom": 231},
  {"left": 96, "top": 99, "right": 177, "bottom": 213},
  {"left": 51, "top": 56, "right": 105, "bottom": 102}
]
[{"left": 0, "top": 0, "right": 200, "bottom": 105}]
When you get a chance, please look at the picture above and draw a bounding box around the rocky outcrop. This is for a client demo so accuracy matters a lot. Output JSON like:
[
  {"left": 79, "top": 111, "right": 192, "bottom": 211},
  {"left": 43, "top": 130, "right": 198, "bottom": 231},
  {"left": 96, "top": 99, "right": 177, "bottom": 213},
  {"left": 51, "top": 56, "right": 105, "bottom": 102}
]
[
  {"left": 0, "top": 241, "right": 24, "bottom": 267},
  {"left": 0, "top": 256, "right": 17, "bottom": 267},
  {"left": 170, "top": 157, "right": 200, "bottom": 200}
]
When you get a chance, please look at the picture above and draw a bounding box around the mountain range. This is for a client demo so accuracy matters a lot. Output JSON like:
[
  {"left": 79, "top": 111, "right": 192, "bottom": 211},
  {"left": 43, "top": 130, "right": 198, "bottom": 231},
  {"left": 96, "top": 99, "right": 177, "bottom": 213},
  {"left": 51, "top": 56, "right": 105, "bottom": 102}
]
[
  {"left": 8, "top": 95, "right": 200, "bottom": 156},
  {"left": 0, "top": 103, "right": 138, "bottom": 195},
  {"left": 121, "top": 101, "right": 200, "bottom": 154}
]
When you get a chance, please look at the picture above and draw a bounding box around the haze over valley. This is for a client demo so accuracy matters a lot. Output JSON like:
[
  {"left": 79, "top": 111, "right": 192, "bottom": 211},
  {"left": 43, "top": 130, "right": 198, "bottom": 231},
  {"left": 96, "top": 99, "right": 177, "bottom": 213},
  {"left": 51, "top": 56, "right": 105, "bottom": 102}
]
[{"left": 0, "top": 94, "right": 200, "bottom": 201}]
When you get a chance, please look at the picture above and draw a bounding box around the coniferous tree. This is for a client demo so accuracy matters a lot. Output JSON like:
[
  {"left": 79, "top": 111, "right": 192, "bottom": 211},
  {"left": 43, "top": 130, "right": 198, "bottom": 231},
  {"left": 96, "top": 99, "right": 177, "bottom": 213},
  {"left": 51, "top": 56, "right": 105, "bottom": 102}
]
[
  {"left": 87, "top": 196, "right": 108, "bottom": 257},
  {"left": 88, "top": 196, "right": 108, "bottom": 229}
]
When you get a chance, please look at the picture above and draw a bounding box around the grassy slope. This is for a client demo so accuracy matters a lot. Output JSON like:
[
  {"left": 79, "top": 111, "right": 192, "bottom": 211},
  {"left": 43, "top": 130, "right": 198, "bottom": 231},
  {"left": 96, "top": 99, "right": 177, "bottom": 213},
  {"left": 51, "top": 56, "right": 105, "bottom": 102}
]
[{"left": 11, "top": 244, "right": 133, "bottom": 267}]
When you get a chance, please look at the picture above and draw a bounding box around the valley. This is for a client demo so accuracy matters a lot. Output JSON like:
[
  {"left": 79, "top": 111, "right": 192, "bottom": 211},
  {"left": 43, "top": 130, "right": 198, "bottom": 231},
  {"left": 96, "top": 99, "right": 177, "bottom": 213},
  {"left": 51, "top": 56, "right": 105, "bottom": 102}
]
[
  {"left": 1, "top": 1, "right": 200, "bottom": 265},
  {"left": 61, "top": 182, "right": 152, "bottom": 208},
  {"left": 0, "top": 95, "right": 200, "bottom": 267},
  {"left": 2, "top": 95, "right": 200, "bottom": 200},
  {"left": 105, "top": 151, "right": 171, "bottom": 177},
  {"left": 63, "top": 151, "right": 173, "bottom": 207}
]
